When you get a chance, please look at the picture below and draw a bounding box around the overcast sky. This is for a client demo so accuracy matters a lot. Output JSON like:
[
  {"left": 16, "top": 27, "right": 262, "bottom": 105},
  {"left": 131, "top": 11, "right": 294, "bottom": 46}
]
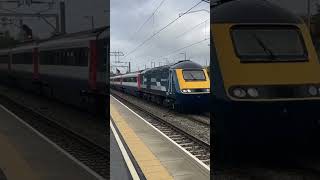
[
  {"left": 111, "top": 0, "right": 210, "bottom": 73},
  {"left": 0, "top": 0, "right": 108, "bottom": 39}
]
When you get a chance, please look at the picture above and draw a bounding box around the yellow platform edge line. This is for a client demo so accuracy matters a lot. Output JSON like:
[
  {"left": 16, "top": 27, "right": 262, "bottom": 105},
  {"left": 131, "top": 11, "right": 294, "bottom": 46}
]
[
  {"left": 0, "top": 134, "right": 40, "bottom": 180},
  {"left": 110, "top": 104, "right": 174, "bottom": 180}
]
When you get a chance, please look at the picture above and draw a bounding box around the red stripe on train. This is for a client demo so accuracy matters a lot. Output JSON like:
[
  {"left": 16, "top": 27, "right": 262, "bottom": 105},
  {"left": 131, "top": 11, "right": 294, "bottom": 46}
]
[{"left": 137, "top": 73, "right": 141, "bottom": 90}]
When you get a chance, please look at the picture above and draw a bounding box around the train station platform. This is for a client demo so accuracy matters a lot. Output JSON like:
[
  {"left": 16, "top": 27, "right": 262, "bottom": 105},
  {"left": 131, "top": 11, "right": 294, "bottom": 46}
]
[
  {"left": 110, "top": 120, "right": 141, "bottom": 180},
  {"left": 0, "top": 104, "right": 103, "bottom": 180},
  {"left": 110, "top": 95, "right": 210, "bottom": 180}
]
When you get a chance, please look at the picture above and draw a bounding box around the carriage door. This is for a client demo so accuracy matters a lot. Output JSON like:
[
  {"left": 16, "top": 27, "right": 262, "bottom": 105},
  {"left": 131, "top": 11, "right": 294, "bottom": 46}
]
[{"left": 168, "top": 70, "right": 174, "bottom": 95}]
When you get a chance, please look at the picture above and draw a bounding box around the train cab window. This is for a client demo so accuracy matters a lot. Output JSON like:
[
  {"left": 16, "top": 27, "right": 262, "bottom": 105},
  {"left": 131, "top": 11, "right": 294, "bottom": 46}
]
[
  {"left": 182, "top": 70, "right": 206, "bottom": 81},
  {"left": 12, "top": 52, "right": 32, "bottom": 64},
  {"left": 79, "top": 48, "right": 88, "bottom": 66},
  {"left": 231, "top": 26, "right": 308, "bottom": 62}
]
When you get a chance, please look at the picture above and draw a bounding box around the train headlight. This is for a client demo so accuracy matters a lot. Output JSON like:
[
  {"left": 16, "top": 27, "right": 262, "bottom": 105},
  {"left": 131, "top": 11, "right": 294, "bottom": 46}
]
[
  {"left": 232, "top": 88, "right": 246, "bottom": 98},
  {"left": 308, "top": 86, "right": 318, "bottom": 96},
  {"left": 181, "top": 89, "right": 192, "bottom": 93},
  {"left": 247, "top": 88, "right": 259, "bottom": 98},
  {"left": 182, "top": 89, "right": 188, "bottom": 93}
]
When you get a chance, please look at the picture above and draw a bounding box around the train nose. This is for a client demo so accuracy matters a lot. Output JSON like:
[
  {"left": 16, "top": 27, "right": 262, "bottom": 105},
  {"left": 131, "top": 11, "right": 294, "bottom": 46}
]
[{"left": 183, "top": 94, "right": 210, "bottom": 111}]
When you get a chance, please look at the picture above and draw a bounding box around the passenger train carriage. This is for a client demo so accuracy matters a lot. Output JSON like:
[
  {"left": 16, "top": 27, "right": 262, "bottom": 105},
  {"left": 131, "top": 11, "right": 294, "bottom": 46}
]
[
  {"left": 0, "top": 27, "right": 109, "bottom": 115},
  {"left": 211, "top": 0, "right": 320, "bottom": 164},
  {"left": 111, "top": 60, "right": 210, "bottom": 112}
]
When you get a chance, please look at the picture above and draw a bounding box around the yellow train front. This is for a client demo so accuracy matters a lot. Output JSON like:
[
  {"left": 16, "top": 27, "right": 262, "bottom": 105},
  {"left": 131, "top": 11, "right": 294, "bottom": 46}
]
[{"left": 211, "top": 0, "right": 320, "bottom": 149}]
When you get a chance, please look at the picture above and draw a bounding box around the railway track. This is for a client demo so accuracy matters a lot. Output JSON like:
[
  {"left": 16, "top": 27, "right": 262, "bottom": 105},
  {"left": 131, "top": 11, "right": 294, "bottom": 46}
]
[
  {"left": 111, "top": 92, "right": 210, "bottom": 167},
  {"left": 0, "top": 94, "right": 108, "bottom": 179},
  {"left": 184, "top": 114, "right": 210, "bottom": 126},
  {"left": 111, "top": 89, "right": 210, "bottom": 127}
]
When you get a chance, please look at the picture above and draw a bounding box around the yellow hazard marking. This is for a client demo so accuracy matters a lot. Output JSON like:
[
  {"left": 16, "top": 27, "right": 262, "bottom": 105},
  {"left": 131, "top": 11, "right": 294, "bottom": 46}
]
[
  {"left": 110, "top": 104, "right": 173, "bottom": 180},
  {"left": 0, "top": 134, "right": 40, "bottom": 180}
]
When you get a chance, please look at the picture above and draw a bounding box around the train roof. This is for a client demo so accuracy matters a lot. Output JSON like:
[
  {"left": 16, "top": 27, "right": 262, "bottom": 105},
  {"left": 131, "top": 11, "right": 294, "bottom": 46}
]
[
  {"left": 111, "top": 61, "right": 204, "bottom": 78},
  {"left": 0, "top": 26, "right": 109, "bottom": 51},
  {"left": 142, "top": 60, "right": 203, "bottom": 74},
  {"left": 211, "top": 0, "right": 302, "bottom": 24},
  {"left": 170, "top": 60, "right": 203, "bottom": 69},
  {"left": 11, "top": 42, "right": 36, "bottom": 53},
  {"left": 110, "top": 72, "right": 139, "bottom": 79}
]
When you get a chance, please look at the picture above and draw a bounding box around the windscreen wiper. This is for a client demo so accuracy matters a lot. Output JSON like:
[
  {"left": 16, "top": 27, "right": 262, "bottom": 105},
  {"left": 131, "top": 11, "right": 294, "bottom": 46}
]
[
  {"left": 252, "top": 34, "right": 276, "bottom": 60},
  {"left": 189, "top": 73, "right": 197, "bottom": 80}
]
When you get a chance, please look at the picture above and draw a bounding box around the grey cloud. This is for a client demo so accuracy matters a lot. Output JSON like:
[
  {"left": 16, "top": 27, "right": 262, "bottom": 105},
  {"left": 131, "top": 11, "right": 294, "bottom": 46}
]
[{"left": 111, "top": 0, "right": 210, "bottom": 73}]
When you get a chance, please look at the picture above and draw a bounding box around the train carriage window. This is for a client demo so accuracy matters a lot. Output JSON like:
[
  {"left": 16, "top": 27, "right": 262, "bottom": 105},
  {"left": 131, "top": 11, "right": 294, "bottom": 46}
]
[
  {"left": 79, "top": 48, "right": 88, "bottom": 66},
  {"left": 56, "top": 50, "right": 61, "bottom": 65},
  {"left": 133, "top": 77, "right": 137, "bottom": 82},
  {"left": 40, "top": 48, "right": 88, "bottom": 66},
  {"left": 231, "top": 25, "right": 308, "bottom": 62},
  {"left": 69, "top": 50, "right": 75, "bottom": 66},
  {"left": 12, "top": 52, "right": 32, "bottom": 64},
  {"left": 182, "top": 70, "right": 206, "bottom": 81},
  {"left": 74, "top": 49, "right": 79, "bottom": 65}
]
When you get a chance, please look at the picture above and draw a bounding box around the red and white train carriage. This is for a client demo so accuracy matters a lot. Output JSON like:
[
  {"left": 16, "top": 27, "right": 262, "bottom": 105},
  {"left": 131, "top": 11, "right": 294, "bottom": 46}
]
[{"left": 0, "top": 27, "right": 109, "bottom": 115}]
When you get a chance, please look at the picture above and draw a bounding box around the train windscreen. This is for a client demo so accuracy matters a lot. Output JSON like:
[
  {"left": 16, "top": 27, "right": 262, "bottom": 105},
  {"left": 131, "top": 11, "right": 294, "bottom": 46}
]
[
  {"left": 231, "top": 26, "right": 308, "bottom": 62},
  {"left": 182, "top": 70, "right": 206, "bottom": 81}
]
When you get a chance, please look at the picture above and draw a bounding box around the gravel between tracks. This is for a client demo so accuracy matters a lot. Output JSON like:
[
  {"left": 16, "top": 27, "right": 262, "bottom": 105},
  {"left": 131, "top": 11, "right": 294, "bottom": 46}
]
[
  {"left": 111, "top": 89, "right": 210, "bottom": 144},
  {"left": 0, "top": 85, "right": 107, "bottom": 148}
]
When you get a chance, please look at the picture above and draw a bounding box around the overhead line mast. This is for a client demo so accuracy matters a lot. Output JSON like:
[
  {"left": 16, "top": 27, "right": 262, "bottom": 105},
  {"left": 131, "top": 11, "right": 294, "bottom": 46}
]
[{"left": 0, "top": 0, "right": 66, "bottom": 35}]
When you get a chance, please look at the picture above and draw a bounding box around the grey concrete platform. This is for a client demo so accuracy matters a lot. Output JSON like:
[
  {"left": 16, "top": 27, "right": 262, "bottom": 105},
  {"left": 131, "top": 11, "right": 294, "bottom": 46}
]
[
  {"left": 110, "top": 96, "right": 210, "bottom": 180},
  {"left": 0, "top": 104, "right": 102, "bottom": 180},
  {"left": 110, "top": 122, "right": 134, "bottom": 180}
]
